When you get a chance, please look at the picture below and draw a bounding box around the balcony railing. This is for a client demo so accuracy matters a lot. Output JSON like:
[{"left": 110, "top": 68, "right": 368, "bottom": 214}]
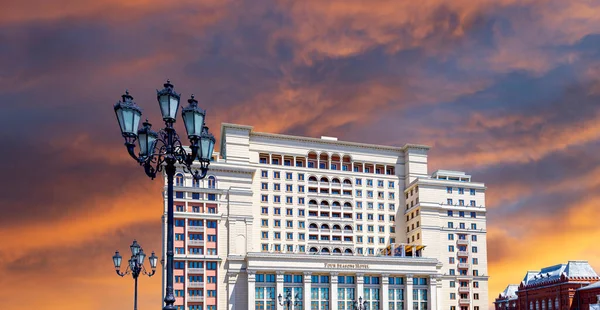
[
  {"left": 458, "top": 287, "right": 470, "bottom": 293},
  {"left": 188, "top": 240, "right": 204, "bottom": 246},
  {"left": 457, "top": 239, "right": 469, "bottom": 246},
  {"left": 459, "top": 299, "right": 471, "bottom": 304},
  {"left": 188, "top": 282, "right": 204, "bottom": 288},
  {"left": 188, "top": 296, "right": 204, "bottom": 302},
  {"left": 458, "top": 263, "right": 470, "bottom": 269},
  {"left": 457, "top": 251, "right": 469, "bottom": 257},
  {"left": 188, "top": 226, "right": 204, "bottom": 232},
  {"left": 188, "top": 268, "right": 204, "bottom": 274}
]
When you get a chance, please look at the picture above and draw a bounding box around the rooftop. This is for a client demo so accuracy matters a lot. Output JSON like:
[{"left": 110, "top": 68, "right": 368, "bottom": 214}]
[{"left": 522, "top": 261, "right": 599, "bottom": 286}]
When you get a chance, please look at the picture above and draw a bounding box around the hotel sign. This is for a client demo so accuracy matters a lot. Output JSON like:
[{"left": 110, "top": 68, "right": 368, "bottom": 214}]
[{"left": 325, "top": 263, "right": 369, "bottom": 269}]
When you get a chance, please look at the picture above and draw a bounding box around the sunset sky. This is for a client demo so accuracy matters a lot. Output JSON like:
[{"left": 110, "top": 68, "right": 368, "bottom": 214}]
[{"left": 1, "top": 0, "right": 599, "bottom": 309}]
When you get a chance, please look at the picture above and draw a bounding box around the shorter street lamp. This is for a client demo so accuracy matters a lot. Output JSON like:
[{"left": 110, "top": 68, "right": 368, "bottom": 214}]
[
  {"left": 354, "top": 296, "right": 367, "bottom": 310},
  {"left": 278, "top": 291, "right": 299, "bottom": 310},
  {"left": 113, "top": 240, "right": 158, "bottom": 310}
]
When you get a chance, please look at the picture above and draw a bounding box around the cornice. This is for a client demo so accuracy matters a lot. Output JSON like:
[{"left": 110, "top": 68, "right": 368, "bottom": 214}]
[{"left": 220, "top": 122, "right": 429, "bottom": 153}]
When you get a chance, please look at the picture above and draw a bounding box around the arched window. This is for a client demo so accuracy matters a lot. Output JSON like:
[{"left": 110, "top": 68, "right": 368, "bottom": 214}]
[
  {"left": 321, "top": 224, "right": 330, "bottom": 230},
  {"left": 331, "top": 178, "right": 341, "bottom": 184},
  {"left": 308, "top": 176, "right": 318, "bottom": 182},
  {"left": 192, "top": 178, "right": 200, "bottom": 188},
  {"left": 530, "top": 302, "right": 533, "bottom": 310},
  {"left": 320, "top": 177, "right": 329, "bottom": 183},
  {"left": 536, "top": 300, "right": 539, "bottom": 310},
  {"left": 344, "top": 225, "right": 352, "bottom": 231},
  {"left": 554, "top": 298, "right": 558, "bottom": 309},
  {"left": 309, "top": 247, "right": 318, "bottom": 253},
  {"left": 309, "top": 223, "right": 318, "bottom": 229},
  {"left": 321, "top": 248, "right": 330, "bottom": 253},
  {"left": 343, "top": 202, "right": 352, "bottom": 208},
  {"left": 175, "top": 173, "right": 184, "bottom": 186},
  {"left": 344, "top": 248, "right": 353, "bottom": 254},
  {"left": 333, "top": 248, "right": 342, "bottom": 254},
  {"left": 208, "top": 176, "right": 216, "bottom": 189},
  {"left": 332, "top": 201, "right": 341, "bottom": 207},
  {"left": 332, "top": 224, "right": 341, "bottom": 230},
  {"left": 320, "top": 201, "right": 329, "bottom": 206},
  {"left": 343, "top": 178, "right": 352, "bottom": 185}
]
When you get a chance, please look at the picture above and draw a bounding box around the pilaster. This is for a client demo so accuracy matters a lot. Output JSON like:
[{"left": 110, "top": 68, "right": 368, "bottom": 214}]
[
  {"left": 406, "top": 274, "right": 414, "bottom": 310},
  {"left": 331, "top": 272, "right": 339, "bottom": 310},
  {"left": 248, "top": 271, "right": 256, "bottom": 309}
]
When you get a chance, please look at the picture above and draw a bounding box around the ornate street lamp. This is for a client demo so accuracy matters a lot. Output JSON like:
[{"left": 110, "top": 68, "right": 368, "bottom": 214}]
[
  {"left": 113, "top": 80, "right": 216, "bottom": 310},
  {"left": 354, "top": 296, "right": 368, "bottom": 310},
  {"left": 278, "top": 291, "right": 296, "bottom": 310},
  {"left": 113, "top": 240, "right": 158, "bottom": 310}
]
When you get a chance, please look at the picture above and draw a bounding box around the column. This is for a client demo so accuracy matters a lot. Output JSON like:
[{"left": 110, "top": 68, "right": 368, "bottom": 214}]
[
  {"left": 412, "top": 246, "right": 417, "bottom": 257},
  {"left": 227, "top": 273, "right": 237, "bottom": 310},
  {"left": 382, "top": 274, "right": 390, "bottom": 310},
  {"left": 406, "top": 274, "right": 413, "bottom": 310},
  {"left": 276, "top": 271, "right": 285, "bottom": 310},
  {"left": 248, "top": 271, "right": 256, "bottom": 310},
  {"left": 269, "top": 153, "right": 272, "bottom": 164},
  {"left": 331, "top": 272, "right": 339, "bottom": 310},
  {"left": 401, "top": 244, "right": 406, "bottom": 257},
  {"left": 428, "top": 276, "right": 437, "bottom": 310},
  {"left": 356, "top": 273, "right": 365, "bottom": 303},
  {"left": 304, "top": 272, "right": 312, "bottom": 309}
]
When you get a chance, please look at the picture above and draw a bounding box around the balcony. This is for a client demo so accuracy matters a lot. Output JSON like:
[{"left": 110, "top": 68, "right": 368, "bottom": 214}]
[
  {"left": 188, "top": 240, "right": 204, "bottom": 246},
  {"left": 188, "top": 281, "right": 204, "bottom": 288},
  {"left": 459, "top": 299, "right": 471, "bottom": 305},
  {"left": 458, "top": 263, "right": 470, "bottom": 269},
  {"left": 458, "top": 287, "right": 470, "bottom": 293},
  {"left": 457, "top": 239, "right": 469, "bottom": 246},
  {"left": 188, "top": 268, "right": 204, "bottom": 274},
  {"left": 457, "top": 251, "right": 469, "bottom": 257},
  {"left": 188, "top": 226, "right": 204, "bottom": 232},
  {"left": 188, "top": 296, "right": 204, "bottom": 302},
  {"left": 309, "top": 203, "right": 318, "bottom": 209}
]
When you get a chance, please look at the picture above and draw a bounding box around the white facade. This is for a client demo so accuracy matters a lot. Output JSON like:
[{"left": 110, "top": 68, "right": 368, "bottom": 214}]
[{"left": 163, "top": 123, "right": 489, "bottom": 310}]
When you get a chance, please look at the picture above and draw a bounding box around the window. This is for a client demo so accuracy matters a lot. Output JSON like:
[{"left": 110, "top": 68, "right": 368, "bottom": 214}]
[
  {"left": 298, "top": 173, "right": 304, "bottom": 180},
  {"left": 286, "top": 196, "right": 293, "bottom": 204},
  {"left": 447, "top": 198, "right": 453, "bottom": 205},
  {"left": 356, "top": 179, "right": 362, "bottom": 185},
  {"left": 176, "top": 205, "right": 184, "bottom": 212},
  {"left": 470, "top": 189, "right": 476, "bottom": 195},
  {"left": 447, "top": 210, "right": 453, "bottom": 217},
  {"left": 470, "top": 200, "right": 476, "bottom": 206},
  {"left": 447, "top": 187, "right": 453, "bottom": 193},
  {"left": 175, "top": 191, "right": 184, "bottom": 199},
  {"left": 471, "top": 235, "right": 477, "bottom": 241},
  {"left": 261, "top": 170, "right": 268, "bottom": 178},
  {"left": 298, "top": 186, "right": 305, "bottom": 193},
  {"left": 261, "top": 219, "right": 268, "bottom": 227},
  {"left": 388, "top": 181, "right": 395, "bottom": 188},
  {"left": 448, "top": 245, "right": 455, "bottom": 252},
  {"left": 458, "top": 188, "right": 464, "bottom": 194},
  {"left": 274, "top": 220, "right": 280, "bottom": 227},
  {"left": 207, "top": 176, "right": 216, "bottom": 189},
  {"left": 459, "top": 200, "right": 464, "bottom": 206},
  {"left": 448, "top": 222, "right": 454, "bottom": 228},
  {"left": 206, "top": 262, "right": 217, "bottom": 270},
  {"left": 472, "top": 246, "right": 478, "bottom": 253},
  {"left": 471, "top": 223, "right": 477, "bottom": 229},
  {"left": 207, "top": 193, "right": 216, "bottom": 201},
  {"left": 261, "top": 195, "right": 268, "bottom": 202},
  {"left": 450, "top": 293, "right": 456, "bottom": 300},
  {"left": 473, "top": 281, "right": 479, "bottom": 288},
  {"left": 449, "top": 269, "right": 455, "bottom": 275},
  {"left": 261, "top": 231, "right": 268, "bottom": 239},
  {"left": 261, "top": 207, "right": 268, "bottom": 215},
  {"left": 459, "top": 211, "right": 465, "bottom": 217},
  {"left": 207, "top": 234, "right": 217, "bottom": 242},
  {"left": 286, "top": 172, "right": 292, "bottom": 180},
  {"left": 175, "top": 219, "right": 185, "bottom": 227},
  {"left": 459, "top": 223, "right": 465, "bottom": 229},
  {"left": 473, "top": 258, "right": 479, "bottom": 264},
  {"left": 274, "top": 196, "right": 281, "bottom": 203},
  {"left": 450, "top": 281, "right": 455, "bottom": 288},
  {"left": 473, "top": 270, "right": 479, "bottom": 276},
  {"left": 449, "top": 257, "right": 455, "bottom": 264},
  {"left": 448, "top": 234, "right": 454, "bottom": 240}
]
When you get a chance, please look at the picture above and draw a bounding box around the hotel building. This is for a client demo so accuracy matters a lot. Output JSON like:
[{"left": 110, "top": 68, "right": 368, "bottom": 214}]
[{"left": 163, "top": 123, "right": 489, "bottom": 310}]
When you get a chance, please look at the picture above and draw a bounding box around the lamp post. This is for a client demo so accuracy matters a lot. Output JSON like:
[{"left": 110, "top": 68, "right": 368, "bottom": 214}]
[
  {"left": 278, "top": 291, "right": 298, "bottom": 310},
  {"left": 113, "top": 80, "right": 216, "bottom": 310},
  {"left": 354, "top": 296, "right": 367, "bottom": 310},
  {"left": 113, "top": 240, "right": 158, "bottom": 310}
]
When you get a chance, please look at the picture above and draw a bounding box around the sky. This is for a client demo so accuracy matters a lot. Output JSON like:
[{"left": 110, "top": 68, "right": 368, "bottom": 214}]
[{"left": 0, "top": 0, "right": 599, "bottom": 309}]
